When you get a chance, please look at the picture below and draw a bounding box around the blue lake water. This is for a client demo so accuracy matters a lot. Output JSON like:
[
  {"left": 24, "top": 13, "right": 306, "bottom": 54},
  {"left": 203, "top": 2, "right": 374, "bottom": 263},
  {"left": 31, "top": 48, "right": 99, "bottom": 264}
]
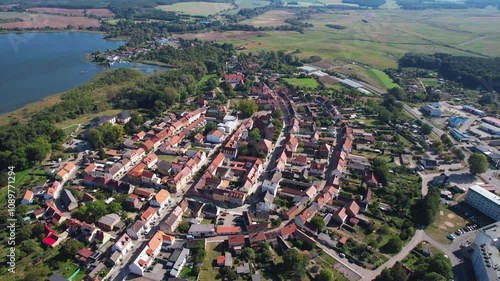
[{"left": 0, "top": 31, "right": 167, "bottom": 114}]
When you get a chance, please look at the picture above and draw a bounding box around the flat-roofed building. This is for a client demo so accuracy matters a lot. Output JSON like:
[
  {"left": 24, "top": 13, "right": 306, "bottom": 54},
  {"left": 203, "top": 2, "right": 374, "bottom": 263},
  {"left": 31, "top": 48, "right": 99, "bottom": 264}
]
[{"left": 465, "top": 185, "right": 500, "bottom": 221}]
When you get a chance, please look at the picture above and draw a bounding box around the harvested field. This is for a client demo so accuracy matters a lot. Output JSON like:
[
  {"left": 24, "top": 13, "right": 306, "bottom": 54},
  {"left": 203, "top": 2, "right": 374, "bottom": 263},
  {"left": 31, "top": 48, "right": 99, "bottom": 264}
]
[
  {"left": 26, "top": 8, "right": 114, "bottom": 17},
  {"left": 241, "top": 10, "right": 294, "bottom": 27},
  {"left": 157, "top": 2, "right": 234, "bottom": 16},
  {"left": 0, "top": 14, "right": 99, "bottom": 29},
  {"left": 176, "top": 31, "right": 274, "bottom": 41}
]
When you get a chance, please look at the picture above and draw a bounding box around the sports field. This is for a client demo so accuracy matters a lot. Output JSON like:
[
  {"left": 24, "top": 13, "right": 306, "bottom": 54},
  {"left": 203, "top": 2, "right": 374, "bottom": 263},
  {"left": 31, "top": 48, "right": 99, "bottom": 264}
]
[{"left": 157, "top": 2, "right": 235, "bottom": 16}]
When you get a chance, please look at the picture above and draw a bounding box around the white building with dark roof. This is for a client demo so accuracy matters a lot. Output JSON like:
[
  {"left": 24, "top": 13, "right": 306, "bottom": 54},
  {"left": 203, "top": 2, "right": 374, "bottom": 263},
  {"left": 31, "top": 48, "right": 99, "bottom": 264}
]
[{"left": 471, "top": 224, "right": 500, "bottom": 281}]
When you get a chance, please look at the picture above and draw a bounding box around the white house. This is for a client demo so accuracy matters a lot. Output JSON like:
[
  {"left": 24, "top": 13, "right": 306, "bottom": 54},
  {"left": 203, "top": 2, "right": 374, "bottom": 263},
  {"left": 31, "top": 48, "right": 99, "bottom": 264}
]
[
  {"left": 129, "top": 231, "right": 175, "bottom": 276},
  {"left": 420, "top": 104, "right": 442, "bottom": 117},
  {"left": 206, "top": 130, "right": 224, "bottom": 144},
  {"left": 112, "top": 233, "right": 133, "bottom": 254},
  {"left": 149, "top": 189, "right": 170, "bottom": 209},
  {"left": 116, "top": 111, "right": 132, "bottom": 124},
  {"left": 261, "top": 179, "right": 279, "bottom": 196},
  {"left": 170, "top": 248, "right": 190, "bottom": 277},
  {"left": 141, "top": 171, "right": 160, "bottom": 185}
]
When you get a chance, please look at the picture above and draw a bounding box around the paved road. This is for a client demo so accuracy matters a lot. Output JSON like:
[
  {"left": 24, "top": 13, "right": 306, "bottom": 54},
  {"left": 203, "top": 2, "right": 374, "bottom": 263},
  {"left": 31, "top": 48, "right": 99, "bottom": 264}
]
[{"left": 403, "top": 104, "right": 444, "bottom": 137}]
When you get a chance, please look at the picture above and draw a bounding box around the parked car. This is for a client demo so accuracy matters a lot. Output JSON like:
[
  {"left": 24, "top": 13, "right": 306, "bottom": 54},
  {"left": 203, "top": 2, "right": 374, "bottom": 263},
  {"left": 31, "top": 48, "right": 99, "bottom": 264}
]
[
  {"left": 339, "top": 253, "right": 346, "bottom": 258},
  {"left": 447, "top": 234, "right": 456, "bottom": 240}
]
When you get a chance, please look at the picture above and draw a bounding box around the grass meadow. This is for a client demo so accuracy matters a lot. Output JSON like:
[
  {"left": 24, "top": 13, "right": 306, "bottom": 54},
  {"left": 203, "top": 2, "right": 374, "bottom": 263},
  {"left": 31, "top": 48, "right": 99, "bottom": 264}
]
[{"left": 157, "top": 2, "right": 235, "bottom": 16}]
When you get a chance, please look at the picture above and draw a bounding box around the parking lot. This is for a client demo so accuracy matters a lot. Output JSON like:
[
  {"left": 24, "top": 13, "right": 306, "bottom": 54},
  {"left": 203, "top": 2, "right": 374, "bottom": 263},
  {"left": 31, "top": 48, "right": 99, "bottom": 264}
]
[{"left": 217, "top": 212, "right": 243, "bottom": 228}]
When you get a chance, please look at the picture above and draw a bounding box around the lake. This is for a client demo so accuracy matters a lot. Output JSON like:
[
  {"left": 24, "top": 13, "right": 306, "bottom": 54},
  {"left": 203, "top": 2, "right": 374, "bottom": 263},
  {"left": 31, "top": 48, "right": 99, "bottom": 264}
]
[{"left": 0, "top": 32, "right": 167, "bottom": 114}]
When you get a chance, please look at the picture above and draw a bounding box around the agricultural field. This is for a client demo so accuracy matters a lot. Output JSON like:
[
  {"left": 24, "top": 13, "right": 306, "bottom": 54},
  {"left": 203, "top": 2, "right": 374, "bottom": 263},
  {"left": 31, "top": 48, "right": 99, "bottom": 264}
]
[
  {"left": 202, "top": 9, "right": 500, "bottom": 70},
  {"left": 241, "top": 10, "right": 294, "bottom": 27},
  {"left": 26, "top": 7, "right": 114, "bottom": 17},
  {"left": 157, "top": 2, "right": 235, "bottom": 16},
  {"left": 365, "top": 68, "right": 398, "bottom": 89},
  {"left": 234, "top": 0, "right": 270, "bottom": 10},
  {"left": 175, "top": 30, "right": 279, "bottom": 41},
  {"left": 0, "top": 12, "right": 99, "bottom": 29}
]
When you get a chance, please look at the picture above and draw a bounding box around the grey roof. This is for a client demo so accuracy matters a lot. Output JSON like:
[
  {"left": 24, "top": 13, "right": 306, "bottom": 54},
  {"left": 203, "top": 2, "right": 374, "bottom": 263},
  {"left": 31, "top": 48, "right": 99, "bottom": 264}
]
[
  {"left": 188, "top": 224, "right": 215, "bottom": 233},
  {"left": 224, "top": 252, "right": 233, "bottom": 267},
  {"left": 117, "top": 111, "right": 132, "bottom": 119},
  {"left": 98, "top": 213, "right": 121, "bottom": 227},
  {"left": 170, "top": 248, "right": 190, "bottom": 277},
  {"left": 61, "top": 189, "right": 77, "bottom": 205},
  {"left": 128, "top": 220, "right": 145, "bottom": 232},
  {"left": 236, "top": 262, "right": 250, "bottom": 274},
  {"left": 252, "top": 273, "right": 261, "bottom": 281}
]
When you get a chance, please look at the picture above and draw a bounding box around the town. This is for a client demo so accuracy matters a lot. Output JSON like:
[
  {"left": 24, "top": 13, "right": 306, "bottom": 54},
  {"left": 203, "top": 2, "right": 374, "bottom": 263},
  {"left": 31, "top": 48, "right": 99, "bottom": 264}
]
[{"left": 5, "top": 51, "right": 500, "bottom": 281}]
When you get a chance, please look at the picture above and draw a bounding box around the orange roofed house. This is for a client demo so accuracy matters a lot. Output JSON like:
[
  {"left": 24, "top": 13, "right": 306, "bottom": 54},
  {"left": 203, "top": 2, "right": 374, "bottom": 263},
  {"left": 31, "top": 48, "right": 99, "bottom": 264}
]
[
  {"left": 55, "top": 162, "right": 76, "bottom": 182},
  {"left": 129, "top": 230, "right": 176, "bottom": 276}
]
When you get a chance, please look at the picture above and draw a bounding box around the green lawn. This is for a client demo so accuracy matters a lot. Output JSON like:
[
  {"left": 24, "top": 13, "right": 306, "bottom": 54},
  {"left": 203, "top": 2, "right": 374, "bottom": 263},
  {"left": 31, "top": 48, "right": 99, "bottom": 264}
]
[
  {"left": 283, "top": 78, "right": 319, "bottom": 89},
  {"left": 365, "top": 68, "right": 398, "bottom": 90},
  {"left": 157, "top": 2, "right": 235, "bottom": 16},
  {"left": 425, "top": 204, "right": 467, "bottom": 245},
  {"left": 199, "top": 242, "right": 224, "bottom": 281},
  {"left": 314, "top": 252, "right": 349, "bottom": 281},
  {"left": 197, "top": 74, "right": 218, "bottom": 87},
  {"left": 420, "top": 78, "right": 439, "bottom": 87},
  {"left": 158, "top": 154, "right": 178, "bottom": 162}
]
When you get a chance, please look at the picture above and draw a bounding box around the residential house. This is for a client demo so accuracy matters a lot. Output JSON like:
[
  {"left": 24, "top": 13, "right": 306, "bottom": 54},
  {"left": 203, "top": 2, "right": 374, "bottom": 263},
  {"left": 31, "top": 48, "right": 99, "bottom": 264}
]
[
  {"left": 90, "top": 115, "right": 115, "bottom": 127},
  {"left": 160, "top": 205, "right": 183, "bottom": 233},
  {"left": 207, "top": 130, "right": 224, "bottom": 144},
  {"left": 55, "top": 162, "right": 76, "bottom": 182},
  {"left": 309, "top": 161, "right": 325, "bottom": 177},
  {"left": 60, "top": 189, "right": 78, "bottom": 211},
  {"left": 140, "top": 207, "right": 159, "bottom": 227},
  {"left": 258, "top": 139, "right": 273, "bottom": 155},
  {"left": 364, "top": 172, "right": 378, "bottom": 187},
  {"left": 112, "top": 234, "right": 133, "bottom": 254},
  {"left": 261, "top": 179, "right": 279, "bottom": 196},
  {"left": 97, "top": 213, "right": 122, "bottom": 231},
  {"left": 21, "top": 190, "right": 34, "bottom": 205},
  {"left": 142, "top": 153, "right": 158, "bottom": 169},
  {"left": 216, "top": 226, "right": 240, "bottom": 235},
  {"left": 44, "top": 181, "right": 62, "bottom": 200},
  {"left": 170, "top": 248, "right": 190, "bottom": 278},
  {"left": 228, "top": 234, "right": 245, "bottom": 254},
  {"left": 188, "top": 224, "right": 215, "bottom": 237},
  {"left": 127, "top": 220, "right": 145, "bottom": 240},
  {"left": 141, "top": 171, "right": 160, "bottom": 185},
  {"left": 126, "top": 195, "right": 143, "bottom": 211},
  {"left": 116, "top": 111, "right": 132, "bottom": 124},
  {"left": 225, "top": 73, "right": 244, "bottom": 85},
  {"left": 249, "top": 231, "right": 266, "bottom": 246},
  {"left": 129, "top": 230, "right": 174, "bottom": 276},
  {"left": 149, "top": 189, "right": 170, "bottom": 209}
]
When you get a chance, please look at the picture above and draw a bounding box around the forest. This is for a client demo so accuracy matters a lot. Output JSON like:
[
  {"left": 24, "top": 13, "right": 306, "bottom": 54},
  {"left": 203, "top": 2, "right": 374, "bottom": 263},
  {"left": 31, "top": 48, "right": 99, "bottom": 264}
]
[
  {"left": 399, "top": 53, "right": 500, "bottom": 91},
  {"left": 342, "top": 0, "right": 386, "bottom": 8}
]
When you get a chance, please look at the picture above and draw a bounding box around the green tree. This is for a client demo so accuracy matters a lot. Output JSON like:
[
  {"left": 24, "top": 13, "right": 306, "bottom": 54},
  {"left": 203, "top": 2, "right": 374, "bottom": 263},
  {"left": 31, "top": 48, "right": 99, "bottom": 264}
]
[
  {"left": 204, "top": 122, "right": 218, "bottom": 135},
  {"left": 26, "top": 138, "right": 51, "bottom": 163},
  {"left": 238, "top": 100, "right": 258, "bottom": 118},
  {"left": 373, "top": 157, "right": 389, "bottom": 185},
  {"left": 428, "top": 253, "right": 453, "bottom": 279},
  {"left": 422, "top": 272, "right": 446, "bottom": 281},
  {"left": 310, "top": 215, "right": 325, "bottom": 230},
  {"left": 61, "top": 239, "right": 84, "bottom": 257},
  {"left": 154, "top": 100, "right": 167, "bottom": 114},
  {"left": 108, "top": 202, "right": 121, "bottom": 213},
  {"left": 248, "top": 128, "right": 261, "bottom": 142},
  {"left": 316, "top": 269, "right": 334, "bottom": 281},
  {"left": 382, "top": 236, "right": 403, "bottom": 254},
  {"left": 468, "top": 153, "right": 488, "bottom": 175},
  {"left": 282, "top": 249, "right": 307, "bottom": 279},
  {"left": 21, "top": 239, "right": 39, "bottom": 253},
  {"left": 421, "top": 123, "right": 433, "bottom": 135},
  {"left": 164, "top": 86, "right": 180, "bottom": 105},
  {"left": 374, "top": 262, "right": 408, "bottom": 281},
  {"left": 205, "top": 77, "right": 218, "bottom": 91},
  {"left": 177, "top": 222, "right": 190, "bottom": 233},
  {"left": 22, "top": 265, "right": 51, "bottom": 281},
  {"left": 18, "top": 224, "right": 33, "bottom": 241},
  {"left": 242, "top": 247, "right": 255, "bottom": 261},
  {"left": 87, "top": 200, "right": 108, "bottom": 221},
  {"left": 272, "top": 108, "right": 283, "bottom": 119}
]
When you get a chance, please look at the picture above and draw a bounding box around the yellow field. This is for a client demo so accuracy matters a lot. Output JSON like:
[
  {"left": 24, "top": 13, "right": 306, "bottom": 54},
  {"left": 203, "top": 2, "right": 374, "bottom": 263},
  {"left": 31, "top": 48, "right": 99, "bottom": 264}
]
[{"left": 157, "top": 2, "right": 235, "bottom": 16}]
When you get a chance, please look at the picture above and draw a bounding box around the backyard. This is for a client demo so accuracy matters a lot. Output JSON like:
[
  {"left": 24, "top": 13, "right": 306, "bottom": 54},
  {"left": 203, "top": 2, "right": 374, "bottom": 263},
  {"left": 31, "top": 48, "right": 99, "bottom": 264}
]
[
  {"left": 198, "top": 242, "right": 224, "bottom": 281},
  {"left": 283, "top": 77, "right": 319, "bottom": 89}
]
